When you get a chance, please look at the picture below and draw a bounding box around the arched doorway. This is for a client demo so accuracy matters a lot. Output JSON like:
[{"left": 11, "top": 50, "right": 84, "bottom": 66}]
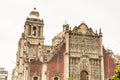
[
  {"left": 33, "top": 77, "right": 38, "bottom": 80},
  {"left": 80, "top": 70, "right": 88, "bottom": 80}
]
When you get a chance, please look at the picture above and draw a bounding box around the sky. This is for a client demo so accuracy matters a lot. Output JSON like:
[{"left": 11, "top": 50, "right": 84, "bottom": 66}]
[{"left": 0, "top": 0, "right": 120, "bottom": 80}]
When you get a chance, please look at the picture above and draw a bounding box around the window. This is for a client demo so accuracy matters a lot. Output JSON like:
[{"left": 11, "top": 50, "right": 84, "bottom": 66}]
[
  {"left": 38, "top": 26, "right": 41, "bottom": 36},
  {"left": 32, "top": 27, "right": 36, "bottom": 36},
  {"left": 33, "top": 27, "right": 36, "bottom": 30},
  {"left": 28, "top": 25, "right": 31, "bottom": 35},
  {"left": 30, "top": 59, "right": 33, "bottom": 62},
  {"left": 54, "top": 77, "right": 58, "bottom": 80},
  {"left": 47, "top": 50, "right": 50, "bottom": 53},
  {"left": 33, "top": 19, "right": 37, "bottom": 21},
  {"left": 33, "top": 77, "right": 38, "bottom": 80}
]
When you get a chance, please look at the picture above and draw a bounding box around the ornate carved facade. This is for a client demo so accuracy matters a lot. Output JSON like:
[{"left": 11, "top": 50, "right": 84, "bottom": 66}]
[
  {"left": 12, "top": 8, "right": 117, "bottom": 80},
  {"left": 68, "top": 23, "right": 104, "bottom": 80}
]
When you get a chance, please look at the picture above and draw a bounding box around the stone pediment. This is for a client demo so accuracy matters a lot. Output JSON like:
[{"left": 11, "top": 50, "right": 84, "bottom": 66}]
[{"left": 72, "top": 23, "right": 95, "bottom": 36}]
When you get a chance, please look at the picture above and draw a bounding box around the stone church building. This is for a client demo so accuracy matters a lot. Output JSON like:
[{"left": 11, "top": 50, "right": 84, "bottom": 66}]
[{"left": 12, "top": 8, "right": 116, "bottom": 80}]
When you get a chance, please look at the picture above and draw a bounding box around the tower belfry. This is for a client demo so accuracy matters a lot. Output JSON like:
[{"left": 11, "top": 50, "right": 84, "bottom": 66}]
[{"left": 23, "top": 8, "right": 44, "bottom": 45}]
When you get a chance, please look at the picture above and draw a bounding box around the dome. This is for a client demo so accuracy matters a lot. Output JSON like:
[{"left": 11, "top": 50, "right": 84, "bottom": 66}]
[{"left": 29, "top": 8, "right": 39, "bottom": 19}]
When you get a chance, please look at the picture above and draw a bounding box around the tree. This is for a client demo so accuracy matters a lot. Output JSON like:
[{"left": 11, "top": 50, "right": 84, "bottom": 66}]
[
  {"left": 68, "top": 76, "right": 74, "bottom": 80},
  {"left": 112, "top": 66, "right": 120, "bottom": 80}
]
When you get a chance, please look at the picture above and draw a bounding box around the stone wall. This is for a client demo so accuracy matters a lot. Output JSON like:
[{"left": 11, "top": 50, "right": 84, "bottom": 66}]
[
  {"left": 47, "top": 44, "right": 65, "bottom": 80},
  {"left": 103, "top": 48, "right": 116, "bottom": 79}
]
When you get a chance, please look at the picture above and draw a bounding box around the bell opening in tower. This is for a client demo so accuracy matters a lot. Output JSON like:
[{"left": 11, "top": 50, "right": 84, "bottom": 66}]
[{"left": 32, "top": 26, "right": 36, "bottom": 36}]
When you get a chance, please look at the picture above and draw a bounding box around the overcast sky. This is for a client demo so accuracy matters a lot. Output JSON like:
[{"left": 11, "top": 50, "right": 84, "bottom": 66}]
[{"left": 0, "top": 0, "right": 120, "bottom": 80}]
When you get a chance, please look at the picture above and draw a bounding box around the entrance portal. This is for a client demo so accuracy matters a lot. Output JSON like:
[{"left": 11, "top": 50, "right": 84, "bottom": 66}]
[{"left": 80, "top": 70, "right": 88, "bottom": 80}]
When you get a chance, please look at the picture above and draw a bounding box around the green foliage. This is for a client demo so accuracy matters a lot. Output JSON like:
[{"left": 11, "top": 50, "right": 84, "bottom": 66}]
[
  {"left": 68, "top": 76, "right": 74, "bottom": 80},
  {"left": 112, "top": 66, "right": 120, "bottom": 80}
]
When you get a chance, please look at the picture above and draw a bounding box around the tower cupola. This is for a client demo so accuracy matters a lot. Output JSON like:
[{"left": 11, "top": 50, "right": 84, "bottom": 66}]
[
  {"left": 29, "top": 8, "right": 39, "bottom": 19},
  {"left": 23, "top": 8, "right": 44, "bottom": 45}
]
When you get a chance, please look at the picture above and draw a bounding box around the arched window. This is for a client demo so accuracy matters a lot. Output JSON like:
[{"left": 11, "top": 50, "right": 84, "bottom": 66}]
[
  {"left": 54, "top": 77, "right": 58, "bottom": 80},
  {"left": 28, "top": 25, "right": 31, "bottom": 35},
  {"left": 32, "top": 26, "right": 36, "bottom": 36},
  {"left": 33, "top": 77, "right": 38, "bottom": 80},
  {"left": 38, "top": 26, "right": 41, "bottom": 36}
]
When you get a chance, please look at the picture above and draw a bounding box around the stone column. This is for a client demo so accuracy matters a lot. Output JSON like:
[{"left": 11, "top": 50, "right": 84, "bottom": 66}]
[
  {"left": 40, "top": 26, "right": 43, "bottom": 37},
  {"left": 99, "top": 32, "right": 104, "bottom": 80},
  {"left": 24, "top": 25, "right": 29, "bottom": 38},
  {"left": 42, "top": 63, "right": 47, "bottom": 80},
  {"left": 23, "top": 63, "right": 28, "bottom": 80},
  {"left": 101, "top": 57, "right": 104, "bottom": 80},
  {"left": 64, "top": 31, "right": 69, "bottom": 80}
]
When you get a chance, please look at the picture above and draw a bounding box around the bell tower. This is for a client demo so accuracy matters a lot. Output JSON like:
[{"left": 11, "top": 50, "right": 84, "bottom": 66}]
[{"left": 23, "top": 8, "right": 44, "bottom": 45}]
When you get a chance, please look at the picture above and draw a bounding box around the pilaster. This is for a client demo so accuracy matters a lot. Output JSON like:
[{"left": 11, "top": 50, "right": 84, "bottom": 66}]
[
  {"left": 64, "top": 31, "right": 69, "bottom": 80},
  {"left": 23, "top": 63, "right": 29, "bottom": 80},
  {"left": 99, "top": 31, "right": 104, "bottom": 80},
  {"left": 42, "top": 63, "right": 47, "bottom": 80}
]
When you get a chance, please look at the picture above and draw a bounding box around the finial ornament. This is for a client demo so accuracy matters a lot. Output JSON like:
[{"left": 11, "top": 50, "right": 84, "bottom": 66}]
[
  {"left": 29, "top": 8, "right": 39, "bottom": 19},
  {"left": 99, "top": 28, "right": 102, "bottom": 36},
  {"left": 65, "top": 20, "right": 67, "bottom": 24},
  {"left": 99, "top": 28, "right": 102, "bottom": 33},
  {"left": 34, "top": 8, "right": 36, "bottom": 10},
  {"left": 82, "top": 20, "right": 85, "bottom": 23},
  {"left": 96, "top": 30, "right": 97, "bottom": 33}
]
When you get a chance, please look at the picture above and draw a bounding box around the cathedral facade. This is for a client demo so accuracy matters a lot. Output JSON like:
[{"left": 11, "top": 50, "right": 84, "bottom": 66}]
[{"left": 12, "top": 8, "right": 116, "bottom": 80}]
